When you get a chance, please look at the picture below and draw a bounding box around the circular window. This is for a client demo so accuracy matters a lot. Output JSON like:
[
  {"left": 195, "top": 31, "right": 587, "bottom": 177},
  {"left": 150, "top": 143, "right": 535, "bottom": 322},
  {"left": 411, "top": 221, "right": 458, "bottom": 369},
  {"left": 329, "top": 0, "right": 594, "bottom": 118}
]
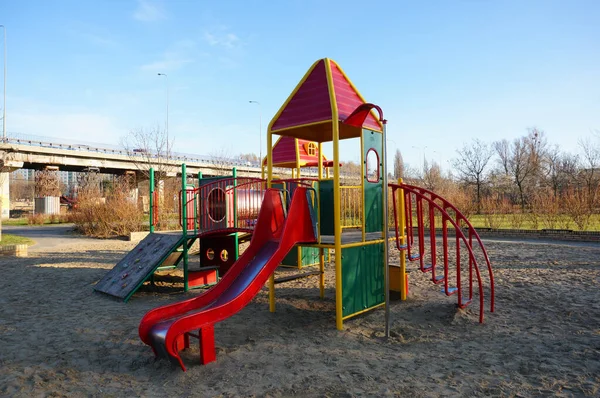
[
  {"left": 220, "top": 249, "right": 229, "bottom": 262},
  {"left": 207, "top": 187, "right": 226, "bottom": 222},
  {"left": 206, "top": 248, "right": 215, "bottom": 261}
]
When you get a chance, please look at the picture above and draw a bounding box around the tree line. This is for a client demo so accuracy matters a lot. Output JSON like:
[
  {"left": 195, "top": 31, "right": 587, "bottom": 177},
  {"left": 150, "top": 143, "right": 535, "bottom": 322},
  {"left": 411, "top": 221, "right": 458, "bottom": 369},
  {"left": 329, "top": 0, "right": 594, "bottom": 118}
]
[{"left": 392, "top": 128, "right": 600, "bottom": 230}]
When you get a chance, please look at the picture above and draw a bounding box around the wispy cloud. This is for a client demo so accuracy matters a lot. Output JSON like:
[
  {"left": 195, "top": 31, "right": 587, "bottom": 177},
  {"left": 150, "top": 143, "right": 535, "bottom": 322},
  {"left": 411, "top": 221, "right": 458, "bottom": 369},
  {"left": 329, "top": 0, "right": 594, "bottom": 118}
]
[
  {"left": 140, "top": 40, "right": 198, "bottom": 72},
  {"left": 201, "top": 26, "right": 244, "bottom": 68},
  {"left": 133, "top": 0, "right": 165, "bottom": 22},
  {"left": 203, "top": 31, "right": 240, "bottom": 49}
]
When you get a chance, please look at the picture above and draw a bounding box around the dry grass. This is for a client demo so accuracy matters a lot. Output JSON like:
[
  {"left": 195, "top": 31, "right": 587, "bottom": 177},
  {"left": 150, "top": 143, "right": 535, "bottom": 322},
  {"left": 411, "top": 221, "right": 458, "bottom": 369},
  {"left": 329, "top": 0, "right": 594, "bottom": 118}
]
[{"left": 72, "top": 174, "right": 143, "bottom": 238}]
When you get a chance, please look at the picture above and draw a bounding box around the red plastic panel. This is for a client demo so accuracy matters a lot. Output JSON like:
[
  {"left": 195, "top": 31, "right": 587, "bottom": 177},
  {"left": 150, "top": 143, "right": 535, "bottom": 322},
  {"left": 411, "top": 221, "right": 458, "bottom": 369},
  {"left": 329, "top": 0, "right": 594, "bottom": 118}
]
[{"left": 188, "top": 269, "right": 217, "bottom": 287}]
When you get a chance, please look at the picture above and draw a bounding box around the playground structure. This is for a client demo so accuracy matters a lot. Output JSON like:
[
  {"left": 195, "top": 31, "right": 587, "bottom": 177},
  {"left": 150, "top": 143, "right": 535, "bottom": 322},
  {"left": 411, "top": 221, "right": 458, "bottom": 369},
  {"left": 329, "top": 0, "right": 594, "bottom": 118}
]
[{"left": 132, "top": 58, "right": 496, "bottom": 370}]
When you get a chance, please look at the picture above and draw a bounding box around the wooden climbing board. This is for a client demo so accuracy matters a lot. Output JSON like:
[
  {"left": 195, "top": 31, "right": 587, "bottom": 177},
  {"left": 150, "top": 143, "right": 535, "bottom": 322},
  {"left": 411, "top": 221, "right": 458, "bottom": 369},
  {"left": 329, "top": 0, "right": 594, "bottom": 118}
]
[{"left": 94, "top": 232, "right": 185, "bottom": 301}]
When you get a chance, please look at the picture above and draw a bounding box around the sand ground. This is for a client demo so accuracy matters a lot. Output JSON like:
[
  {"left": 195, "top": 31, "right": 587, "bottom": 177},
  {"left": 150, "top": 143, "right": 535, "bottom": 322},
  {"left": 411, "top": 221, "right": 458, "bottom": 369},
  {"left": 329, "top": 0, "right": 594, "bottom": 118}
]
[{"left": 0, "top": 236, "right": 599, "bottom": 397}]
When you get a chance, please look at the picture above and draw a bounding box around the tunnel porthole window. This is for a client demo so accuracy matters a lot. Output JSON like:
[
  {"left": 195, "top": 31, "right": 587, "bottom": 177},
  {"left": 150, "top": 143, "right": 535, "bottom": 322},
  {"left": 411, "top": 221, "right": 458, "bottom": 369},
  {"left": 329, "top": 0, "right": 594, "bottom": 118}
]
[
  {"left": 366, "top": 148, "right": 380, "bottom": 183},
  {"left": 207, "top": 187, "right": 227, "bottom": 222},
  {"left": 206, "top": 248, "right": 215, "bottom": 261},
  {"left": 220, "top": 249, "right": 229, "bottom": 262}
]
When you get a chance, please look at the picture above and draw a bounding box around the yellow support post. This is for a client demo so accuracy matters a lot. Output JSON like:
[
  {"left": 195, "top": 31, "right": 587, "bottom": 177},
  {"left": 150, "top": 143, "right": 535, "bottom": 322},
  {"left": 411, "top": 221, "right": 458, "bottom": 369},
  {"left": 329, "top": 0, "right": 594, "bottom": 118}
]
[
  {"left": 398, "top": 178, "right": 407, "bottom": 300},
  {"left": 267, "top": 124, "right": 276, "bottom": 313},
  {"left": 319, "top": 248, "right": 325, "bottom": 299},
  {"left": 325, "top": 60, "right": 343, "bottom": 330}
]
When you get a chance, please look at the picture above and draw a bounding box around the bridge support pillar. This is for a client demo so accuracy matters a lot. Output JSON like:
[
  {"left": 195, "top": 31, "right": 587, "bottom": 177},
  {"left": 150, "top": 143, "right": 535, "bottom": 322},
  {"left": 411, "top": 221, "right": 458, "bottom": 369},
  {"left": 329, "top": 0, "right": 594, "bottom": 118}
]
[{"left": 0, "top": 172, "right": 9, "bottom": 220}]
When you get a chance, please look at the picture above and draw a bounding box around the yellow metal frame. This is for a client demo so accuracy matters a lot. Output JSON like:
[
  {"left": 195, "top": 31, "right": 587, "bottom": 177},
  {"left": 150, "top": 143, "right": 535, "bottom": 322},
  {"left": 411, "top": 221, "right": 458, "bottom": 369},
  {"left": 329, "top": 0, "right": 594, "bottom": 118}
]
[
  {"left": 325, "top": 59, "right": 344, "bottom": 330},
  {"left": 265, "top": 57, "right": 388, "bottom": 330},
  {"left": 398, "top": 178, "right": 407, "bottom": 300},
  {"left": 342, "top": 303, "right": 386, "bottom": 321}
]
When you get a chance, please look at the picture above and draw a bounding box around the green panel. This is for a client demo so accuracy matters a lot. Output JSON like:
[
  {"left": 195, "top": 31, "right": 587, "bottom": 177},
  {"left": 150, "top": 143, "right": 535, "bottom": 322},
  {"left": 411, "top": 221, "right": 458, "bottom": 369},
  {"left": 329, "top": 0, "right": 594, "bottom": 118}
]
[
  {"left": 319, "top": 179, "right": 335, "bottom": 236},
  {"left": 301, "top": 246, "right": 324, "bottom": 266},
  {"left": 341, "top": 243, "right": 385, "bottom": 317},
  {"left": 363, "top": 129, "right": 383, "bottom": 233},
  {"left": 281, "top": 245, "right": 329, "bottom": 267},
  {"left": 282, "top": 247, "right": 299, "bottom": 266}
]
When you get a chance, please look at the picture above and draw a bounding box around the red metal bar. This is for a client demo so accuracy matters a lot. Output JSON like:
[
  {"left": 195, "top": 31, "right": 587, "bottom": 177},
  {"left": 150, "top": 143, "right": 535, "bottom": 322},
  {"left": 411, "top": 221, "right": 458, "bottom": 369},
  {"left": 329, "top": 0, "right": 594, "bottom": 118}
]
[
  {"left": 399, "top": 183, "right": 495, "bottom": 314},
  {"left": 456, "top": 233, "right": 462, "bottom": 305},
  {"left": 468, "top": 228, "right": 474, "bottom": 302},
  {"left": 390, "top": 182, "right": 488, "bottom": 323},
  {"left": 416, "top": 197, "right": 426, "bottom": 271},
  {"left": 429, "top": 200, "right": 439, "bottom": 282},
  {"left": 405, "top": 192, "right": 417, "bottom": 260},
  {"left": 391, "top": 188, "right": 403, "bottom": 251},
  {"left": 442, "top": 214, "right": 452, "bottom": 295}
]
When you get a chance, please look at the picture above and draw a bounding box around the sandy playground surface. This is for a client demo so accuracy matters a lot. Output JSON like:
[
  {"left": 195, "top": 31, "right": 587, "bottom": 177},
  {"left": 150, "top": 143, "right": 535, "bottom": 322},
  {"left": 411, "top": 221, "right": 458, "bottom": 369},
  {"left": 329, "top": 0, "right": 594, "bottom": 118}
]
[{"left": 0, "top": 235, "right": 599, "bottom": 397}]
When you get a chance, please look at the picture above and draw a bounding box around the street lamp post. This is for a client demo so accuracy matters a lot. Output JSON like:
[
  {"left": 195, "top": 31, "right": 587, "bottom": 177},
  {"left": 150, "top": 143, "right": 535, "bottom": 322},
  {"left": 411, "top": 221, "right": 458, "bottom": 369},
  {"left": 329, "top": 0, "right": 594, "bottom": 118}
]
[
  {"left": 157, "top": 73, "right": 169, "bottom": 151},
  {"left": 1, "top": 25, "right": 6, "bottom": 141},
  {"left": 412, "top": 145, "right": 428, "bottom": 169},
  {"left": 249, "top": 100, "right": 262, "bottom": 164}
]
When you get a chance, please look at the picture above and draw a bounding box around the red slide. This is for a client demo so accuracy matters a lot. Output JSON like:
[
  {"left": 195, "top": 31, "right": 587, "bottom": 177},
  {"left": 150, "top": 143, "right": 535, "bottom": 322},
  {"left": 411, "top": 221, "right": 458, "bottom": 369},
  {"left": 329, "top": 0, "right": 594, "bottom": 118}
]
[{"left": 139, "top": 187, "right": 317, "bottom": 371}]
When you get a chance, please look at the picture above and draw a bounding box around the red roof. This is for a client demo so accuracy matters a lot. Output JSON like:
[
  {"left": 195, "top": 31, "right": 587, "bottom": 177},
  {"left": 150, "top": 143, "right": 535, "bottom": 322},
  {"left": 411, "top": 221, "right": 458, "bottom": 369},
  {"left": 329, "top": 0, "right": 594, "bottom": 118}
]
[
  {"left": 270, "top": 58, "right": 383, "bottom": 135},
  {"left": 263, "top": 136, "right": 328, "bottom": 168}
]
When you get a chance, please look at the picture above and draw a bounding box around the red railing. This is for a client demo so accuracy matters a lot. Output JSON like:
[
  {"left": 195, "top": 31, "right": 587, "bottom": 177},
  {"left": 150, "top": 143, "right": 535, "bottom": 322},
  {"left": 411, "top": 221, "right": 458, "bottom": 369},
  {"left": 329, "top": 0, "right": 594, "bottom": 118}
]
[
  {"left": 390, "top": 182, "right": 495, "bottom": 323},
  {"left": 178, "top": 178, "right": 318, "bottom": 236},
  {"left": 180, "top": 178, "right": 267, "bottom": 236}
]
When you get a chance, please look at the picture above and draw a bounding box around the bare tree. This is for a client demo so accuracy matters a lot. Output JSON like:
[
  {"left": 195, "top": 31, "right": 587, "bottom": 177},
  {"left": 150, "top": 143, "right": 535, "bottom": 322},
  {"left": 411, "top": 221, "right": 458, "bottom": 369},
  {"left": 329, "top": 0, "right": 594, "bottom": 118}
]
[
  {"left": 422, "top": 159, "right": 449, "bottom": 193},
  {"left": 451, "top": 139, "right": 494, "bottom": 213},
  {"left": 209, "top": 147, "right": 236, "bottom": 176},
  {"left": 578, "top": 136, "right": 600, "bottom": 209},
  {"left": 493, "top": 129, "right": 547, "bottom": 210},
  {"left": 494, "top": 139, "right": 510, "bottom": 176},
  {"left": 393, "top": 149, "right": 405, "bottom": 179},
  {"left": 121, "top": 125, "right": 175, "bottom": 182},
  {"left": 239, "top": 152, "right": 259, "bottom": 165},
  {"left": 35, "top": 170, "right": 61, "bottom": 197},
  {"left": 544, "top": 145, "right": 578, "bottom": 197}
]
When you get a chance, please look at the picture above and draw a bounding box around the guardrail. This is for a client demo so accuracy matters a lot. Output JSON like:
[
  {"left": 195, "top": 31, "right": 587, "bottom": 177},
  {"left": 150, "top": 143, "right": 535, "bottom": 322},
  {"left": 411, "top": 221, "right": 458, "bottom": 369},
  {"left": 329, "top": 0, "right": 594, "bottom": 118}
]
[{"left": 2, "top": 132, "right": 262, "bottom": 169}]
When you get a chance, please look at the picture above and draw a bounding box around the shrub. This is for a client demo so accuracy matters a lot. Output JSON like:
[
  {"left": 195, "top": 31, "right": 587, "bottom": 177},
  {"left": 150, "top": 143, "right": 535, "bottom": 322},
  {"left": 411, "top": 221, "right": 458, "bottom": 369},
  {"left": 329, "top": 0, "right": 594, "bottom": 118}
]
[
  {"left": 27, "top": 213, "right": 46, "bottom": 225},
  {"left": 480, "top": 195, "right": 509, "bottom": 229},
  {"left": 533, "top": 191, "right": 560, "bottom": 230},
  {"left": 72, "top": 175, "right": 143, "bottom": 238},
  {"left": 562, "top": 189, "right": 591, "bottom": 231},
  {"left": 508, "top": 206, "right": 526, "bottom": 229}
]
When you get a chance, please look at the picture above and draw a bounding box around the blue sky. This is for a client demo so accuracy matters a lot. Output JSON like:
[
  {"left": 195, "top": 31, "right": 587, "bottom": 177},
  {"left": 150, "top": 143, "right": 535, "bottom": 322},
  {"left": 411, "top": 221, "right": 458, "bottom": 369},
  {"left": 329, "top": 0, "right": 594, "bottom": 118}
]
[{"left": 2, "top": 0, "right": 599, "bottom": 171}]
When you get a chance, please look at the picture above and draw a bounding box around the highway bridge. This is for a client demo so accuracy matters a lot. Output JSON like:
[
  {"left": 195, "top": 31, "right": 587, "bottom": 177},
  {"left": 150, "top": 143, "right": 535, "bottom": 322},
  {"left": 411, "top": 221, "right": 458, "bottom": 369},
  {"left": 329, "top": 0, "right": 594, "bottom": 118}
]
[
  {"left": 0, "top": 133, "right": 267, "bottom": 219},
  {"left": 0, "top": 133, "right": 264, "bottom": 176}
]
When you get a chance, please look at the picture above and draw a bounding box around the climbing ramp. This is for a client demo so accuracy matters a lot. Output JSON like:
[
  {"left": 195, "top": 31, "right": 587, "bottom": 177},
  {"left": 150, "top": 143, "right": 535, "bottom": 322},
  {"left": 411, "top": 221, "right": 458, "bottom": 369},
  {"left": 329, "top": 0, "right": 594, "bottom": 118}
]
[
  {"left": 390, "top": 182, "right": 495, "bottom": 323},
  {"left": 94, "top": 233, "right": 193, "bottom": 302}
]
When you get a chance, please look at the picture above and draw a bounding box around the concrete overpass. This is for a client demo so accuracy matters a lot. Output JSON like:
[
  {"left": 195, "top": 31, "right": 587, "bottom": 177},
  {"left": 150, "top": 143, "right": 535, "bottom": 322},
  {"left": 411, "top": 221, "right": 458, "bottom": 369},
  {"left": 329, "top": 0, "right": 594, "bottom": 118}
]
[
  {"left": 0, "top": 134, "right": 266, "bottom": 219},
  {"left": 0, "top": 136, "right": 264, "bottom": 177}
]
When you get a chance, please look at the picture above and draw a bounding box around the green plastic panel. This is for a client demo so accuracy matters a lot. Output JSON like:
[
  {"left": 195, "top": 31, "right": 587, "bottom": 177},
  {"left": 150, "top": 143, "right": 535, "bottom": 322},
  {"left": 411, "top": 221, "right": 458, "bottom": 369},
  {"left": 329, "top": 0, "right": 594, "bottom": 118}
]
[
  {"left": 281, "top": 245, "right": 327, "bottom": 267},
  {"left": 341, "top": 243, "right": 385, "bottom": 317},
  {"left": 363, "top": 129, "right": 383, "bottom": 233},
  {"left": 319, "top": 179, "right": 335, "bottom": 236}
]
